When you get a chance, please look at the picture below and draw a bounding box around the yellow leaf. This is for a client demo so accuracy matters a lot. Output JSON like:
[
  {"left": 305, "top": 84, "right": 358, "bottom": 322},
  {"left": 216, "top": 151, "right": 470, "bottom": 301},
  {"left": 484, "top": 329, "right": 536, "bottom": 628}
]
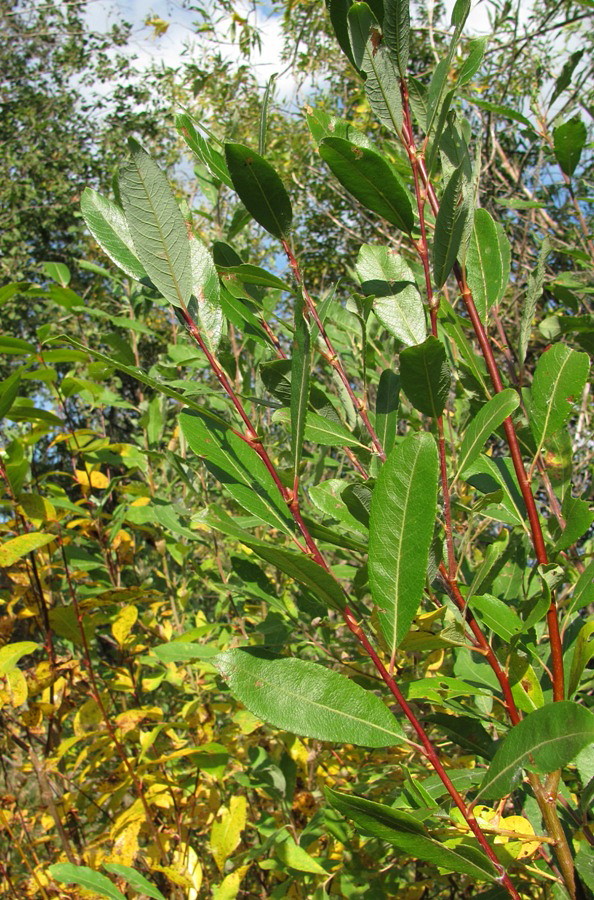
[
  {"left": 73, "top": 698, "right": 103, "bottom": 736},
  {"left": 112, "top": 604, "right": 138, "bottom": 646},
  {"left": 0, "top": 533, "right": 53, "bottom": 567},
  {"left": 131, "top": 496, "right": 151, "bottom": 507},
  {"left": 212, "top": 864, "right": 250, "bottom": 900},
  {"left": 108, "top": 818, "right": 141, "bottom": 866},
  {"left": 0, "top": 668, "right": 28, "bottom": 707},
  {"left": 495, "top": 815, "right": 539, "bottom": 860},
  {"left": 210, "top": 795, "right": 247, "bottom": 872},
  {"left": 75, "top": 468, "right": 109, "bottom": 489},
  {"left": 17, "top": 493, "right": 57, "bottom": 523},
  {"left": 172, "top": 845, "right": 202, "bottom": 899},
  {"left": 0, "top": 640, "right": 38, "bottom": 674}
]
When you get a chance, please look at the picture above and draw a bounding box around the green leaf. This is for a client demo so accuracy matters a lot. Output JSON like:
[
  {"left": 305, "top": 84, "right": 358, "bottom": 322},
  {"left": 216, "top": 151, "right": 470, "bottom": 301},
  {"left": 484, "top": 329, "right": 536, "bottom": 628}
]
[
  {"left": 477, "top": 702, "right": 594, "bottom": 800},
  {"left": 550, "top": 50, "right": 584, "bottom": 106},
  {"left": 152, "top": 642, "right": 218, "bottom": 663},
  {"left": 119, "top": 141, "right": 192, "bottom": 308},
  {"left": 384, "top": 0, "right": 410, "bottom": 76},
  {"left": 225, "top": 143, "right": 292, "bottom": 239},
  {"left": 518, "top": 237, "right": 549, "bottom": 365},
  {"left": 529, "top": 343, "right": 590, "bottom": 448},
  {"left": 567, "top": 620, "right": 594, "bottom": 698},
  {"left": 176, "top": 113, "right": 233, "bottom": 188},
  {"left": 458, "top": 36, "right": 488, "bottom": 85},
  {"left": 325, "top": 789, "right": 497, "bottom": 882},
  {"left": 552, "top": 496, "right": 594, "bottom": 551},
  {"left": 273, "top": 408, "right": 367, "bottom": 448},
  {"left": 309, "top": 479, "right": 369, "bottom": 536},
  {"left": 0, "top": 533, "right": 54, "bottom": 567},
  {"left": 320, "top": 138, "right": 413, "bottom": 233},
  {"left": 553, "top": 116, "right": 587, "bottom": 177},
  {"left": 468, "top": 594, "right": 523, "bottom": 642},
  {"left": 103, "top": 864, "right": 167, "bottom": 900},
  {"left": 348, "top": 9, "right": 404, "bottom": 135},
  {"left": 0, "top": 641, "right": 39, "bottom": 675},
  {"left": 356, "top": 244, "right": 426, "bottom": 346},
  {"left": 49, "top": 864, "right": 126, "bottom": 900},
  {"left": 186, "top": 236, "right": 224, "bottom": 353},
  {"left": 465, "top": 209, "right": 510, "bottom": 321},
  {"left": 42, "top": 261, "right": 71, "bottom": 286},
  {"left": 258, "top": 74, "right": 276, "bottom": 156},
  {"left": 328, "top": 0, "right": 359, "bottom": 70},
  {"left": 400, "top": 336, "right": 451, "bottom": 418},
  {"left": 215, "top": 649, "right": 405, "bottom": 747},
  {"left": 81, "top": 188, "right": 147, "bottom": 281},
  {"left": 179, "top": 409, "right": 295, "bottom": 535},
  {"left": 0, "top": 372, "right": 22, "bottom": 420},
  {"left": 456, "top": 389, "right": 519, "bottom": 478},
  {"left": 467, "top": 99, "right": 535, "bottom": 132},
  {"left": 369, "top": 433, "right": 438, "bottom": 654},
  {"left": 217, "top": 264, "right": 292, "bottom": 293},
  {"left": 375, "top": 370, "right": 400, "bottom": 456},
  {"left": 567, "top": 558, "right": 594, "bottom": 615},
  {"left": 291, "top": 291, "right": 311, "bottom": 483},
  {"left": 275, "top": 835, "right": 328, "bottom": 875},
  {"left": 433, "top": 165, "right": 468, "bottom": 287}
]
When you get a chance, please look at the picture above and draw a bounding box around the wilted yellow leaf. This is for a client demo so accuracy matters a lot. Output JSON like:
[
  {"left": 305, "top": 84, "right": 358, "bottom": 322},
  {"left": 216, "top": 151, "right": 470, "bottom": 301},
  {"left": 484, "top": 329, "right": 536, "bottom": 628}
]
[
  {"left": 0, "top": 668, "right": 28, "bottom": 707},
  {"left": 210, "top": 795, "right": 247, "bottom": 872},
  {"left": 109, "top": 818, "right": 141, "bottom": 866},
  {"left": 172, "top": 844, "right": 202, "bottom": 899}
]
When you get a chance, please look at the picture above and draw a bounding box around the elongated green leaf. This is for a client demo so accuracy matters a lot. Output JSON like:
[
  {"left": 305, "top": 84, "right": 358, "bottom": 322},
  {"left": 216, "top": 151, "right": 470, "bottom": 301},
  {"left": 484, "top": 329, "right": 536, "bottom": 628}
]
[
  {"left": 291, "top": 291, "right": 311, "bottom": 482},
  {"left": 356, "top": 244, "right": 426, "bottom": 346},
  {"left": 384, "top": 0, "right": 409, "bottom": 76},
  {"left": 325, "top": 788, "right": 497, "bottom": 882},
  {"left": 426, "top": 0, "right": 470, "bottom": 136},
  {"left": 465, "top": 209, "right": 510, "bottom": 321},
  {"left": 477, "top": 702, "right": 594, "bottom": 801},
  {"left": 215, "top": 649, "right": 405, "bottom": 747},
  {"left": 176, "top": 113, "right": 233, "bottom": 188},
  {"left": 103, "top": 864, "right": 166, "bottom": 900},
  {"left": 152, "top": 641, "right": 218, "bottom": 663},
  {"left": 259, "top": 73, "right": 276, "bottom": 156},
  {"left": 553, "top": 496, "right": 594, "bottom": 551},
  {"left": 463, "top": 455, "right": 525, "bottom": 526},
  {"left": 469, "top": 594, "right": 523, "bottom": 642},
  {"left": 466, "top": 533, "right": 509, "bottom": 600},
  {"left": 320, "top": 138, "right": 413, "bottom": 233},
  {"left": 273, "top": 408, "right": 368, "bottom": 448},
  {"left": 119, "top": 141, "right": 192, "bottom": 308},
  {"left": 369, "top": 433, "right": 438, "bottom": 653},
  {"left": 81, "top": 188, "right": 147, "bottom": 281},
  {"left": 553, "top": 116, "right": 587, "bottom": 177},
  {"left": 519, "top": 238, "right": 549, "bottom": 364},
  {"left": 458, "top": 36, "right": 488, "bottom": 85},
  {"left": 529, "top": 343, "right": 589, "bottom": 447},
  {"left": 309, "top": 479, "right": 369, "bottom": 536},
  {"left": 225, "top": 143, "right": 292, "bottom": 239},
  {"left": 347, "top": 5, "right": 404, "bottom": 135},
  {"left": 0, "top": 372, "right": 22, "bottom": 420},
  {"left": 433, "top": 165, "right": 468, "bottom": 287},
  {"left": 217, "top": 264, "right": 292, "bottom": 293},
  {"left": 49, "top": 864, "right": 126, "bottom": 900},
  {"left": 179, "top": 409, "right": 295, "bottom": 535},
  {"left": 468, "top": 99, "right": 535, "bottom": 131},
  {"left": 328, "top": 0, "right": 359, "bottom": 69},
  {"left": 0, "top": 533, "right": 54, "bottom": 567},
  {"left": 568, "top": 620, "right": 594, "bottom": 698},
  {"left": 375, "top": 370, "right": 400, "bottom": 455},
  {"left": 456, "top": 389, "right": 519, "bottom": 478},
  {"left": 400, "top": 336, "right": 451, "bottom": 418},
  {"left": 567, "top": 558, "right": 594, "bottom": 615},
  {"left": 550, "top": 50, "right": 584, "bottom": 106},
  {"left": 197, "top": 505, "right": 346, "bottom": 610},
  {"left": 186, "top": 237, "right": 224, "bottom": 353}
]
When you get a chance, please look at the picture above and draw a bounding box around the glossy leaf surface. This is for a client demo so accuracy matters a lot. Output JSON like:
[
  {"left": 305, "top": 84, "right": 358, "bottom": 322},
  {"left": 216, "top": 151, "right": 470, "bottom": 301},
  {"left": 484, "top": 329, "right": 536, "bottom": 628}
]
[
  {"left": 356, "top": 244, "right": 426, "bottom": 346},
  {"left": 433, "top": 165, "right": 468, "bottom": 287},
  {"left": 477, "top": 702, "right": 594, "bottom": 800},
  {"left": 529, "top": 343, "right": 589, "bottom": 447},
  {"left": 320, "top": 138, "right": 413, "bottom": 233},
  {"left": 400, "top": 336, "right": 451, "bottom": 418},
  {"left": 369, "top": 433, "right": 438, "bottom": 653},
  {"left": 465, "top": 208, "right": 510, "bottom": 321},
  {"left": 456, "top": 388, "right": 519, "bottom": 478}
]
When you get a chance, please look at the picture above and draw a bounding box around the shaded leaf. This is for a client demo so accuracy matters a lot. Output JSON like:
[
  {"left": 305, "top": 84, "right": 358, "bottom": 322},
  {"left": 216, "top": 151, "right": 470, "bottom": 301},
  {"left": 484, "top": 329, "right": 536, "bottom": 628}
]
[
  {"left": 433, "top": 165, "right": 468, "bottom": 287},
  {"left": 384, "top": 0, "right": 410, "bottom": 76},
  {"left": 225, "top": 143, "right": 292, "bottom": 239},
  {"left": 325, "top": 789, "right": 497, "bottom": 882},
  {"left": 553, "top": 116, "right": 587, "bottom": 177},
  {"left": 400, "top": 336, "right": 451, "bottom": 418},
  {"left": 320, "top": 138, "right": 413, "bottom": 233},
  {"left": 215, "top": 649, "right": 405, "bottom": 747},
  {"left": 176, "top": 113, "right": 233, "bottom": 188},
  {"left": 375, "top": 370, "right": 400, "bottom": 455},
  {"left": 369, "top": 433, "right": 438, "bottom": 654},
  {"left": 291, "top": 291, "right": 311, "bottom": 482},
  {"left": 519, "top": 238, "right": 549, "bottom": 364}
]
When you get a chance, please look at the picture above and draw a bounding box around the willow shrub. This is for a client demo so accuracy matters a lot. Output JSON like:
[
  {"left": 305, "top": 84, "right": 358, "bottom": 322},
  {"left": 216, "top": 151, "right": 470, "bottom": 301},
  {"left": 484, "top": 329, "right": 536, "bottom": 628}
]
[{"left": 3, "top": 0, "right": 593, "bottom": 897}]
